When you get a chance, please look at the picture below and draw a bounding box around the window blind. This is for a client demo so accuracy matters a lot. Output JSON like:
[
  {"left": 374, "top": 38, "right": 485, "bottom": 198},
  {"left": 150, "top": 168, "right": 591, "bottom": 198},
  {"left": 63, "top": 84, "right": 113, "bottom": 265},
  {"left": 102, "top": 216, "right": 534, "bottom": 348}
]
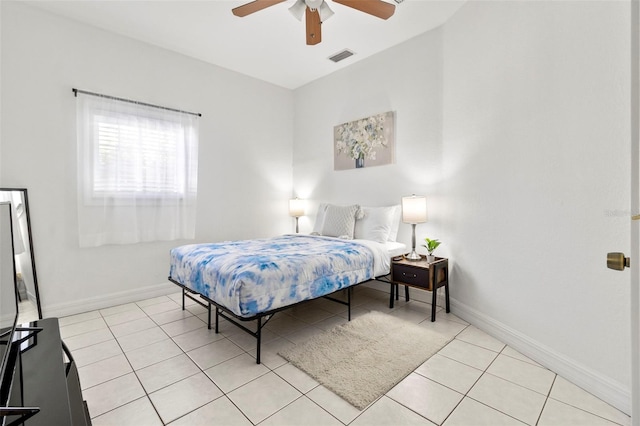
[{"left": 75, "top": 92, "right": 199, "bottom": 247}]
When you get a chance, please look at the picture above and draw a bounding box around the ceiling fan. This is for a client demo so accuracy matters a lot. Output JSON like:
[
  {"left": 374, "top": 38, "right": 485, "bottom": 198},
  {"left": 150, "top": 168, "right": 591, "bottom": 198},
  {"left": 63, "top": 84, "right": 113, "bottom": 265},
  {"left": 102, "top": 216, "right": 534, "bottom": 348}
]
[{"left": 232, "top": 0, "right": 396, "bottom": 46}]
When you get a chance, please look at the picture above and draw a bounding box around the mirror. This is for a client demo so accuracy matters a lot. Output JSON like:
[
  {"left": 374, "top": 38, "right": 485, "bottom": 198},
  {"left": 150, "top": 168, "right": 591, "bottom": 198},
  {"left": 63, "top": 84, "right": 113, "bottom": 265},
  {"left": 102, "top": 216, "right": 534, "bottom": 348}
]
[
  {"left": 0, "top": 189, "right": 41, "bottom": 323},
  {"left": 0, "top": 202, "right": 19, "bottom": 388}
]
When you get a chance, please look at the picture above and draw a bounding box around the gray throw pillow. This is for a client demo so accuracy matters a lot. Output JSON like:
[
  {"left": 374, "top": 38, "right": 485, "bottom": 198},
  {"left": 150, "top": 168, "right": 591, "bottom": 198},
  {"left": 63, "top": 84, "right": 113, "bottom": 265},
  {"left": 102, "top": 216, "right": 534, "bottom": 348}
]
[{"left": 321, "top": 204, "right": 360, "bottom": 239}]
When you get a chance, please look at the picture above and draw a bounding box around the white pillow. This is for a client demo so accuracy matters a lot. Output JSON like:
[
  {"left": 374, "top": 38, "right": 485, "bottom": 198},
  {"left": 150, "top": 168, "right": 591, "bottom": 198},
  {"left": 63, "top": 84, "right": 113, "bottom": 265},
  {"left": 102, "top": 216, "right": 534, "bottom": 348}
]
[
  {"left": 311, "top": 203, "right": 329, "bottom": 234},
  {"left": 321, "top": 204, "right": 360, "bottom": 239},
  {"left": 388, "top": 204, "right": 401, "bottom": 242},
  {"left": 354, "top": 206, "right": 396, "bottom": 244}
]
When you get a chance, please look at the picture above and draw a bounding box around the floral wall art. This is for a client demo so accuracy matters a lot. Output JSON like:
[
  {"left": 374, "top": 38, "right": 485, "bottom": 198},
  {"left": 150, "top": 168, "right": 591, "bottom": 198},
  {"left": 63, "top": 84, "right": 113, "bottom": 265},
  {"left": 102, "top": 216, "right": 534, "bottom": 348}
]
[{"left": 333, "top": 111, "right": 395, "bottom": 170}]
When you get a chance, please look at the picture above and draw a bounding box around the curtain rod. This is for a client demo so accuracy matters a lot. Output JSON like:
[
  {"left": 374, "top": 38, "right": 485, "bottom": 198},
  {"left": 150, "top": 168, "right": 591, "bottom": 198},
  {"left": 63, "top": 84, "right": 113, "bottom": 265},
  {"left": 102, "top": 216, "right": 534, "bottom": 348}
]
[{"left": 72, "top": 88, "right": 202, "bottom": 117}]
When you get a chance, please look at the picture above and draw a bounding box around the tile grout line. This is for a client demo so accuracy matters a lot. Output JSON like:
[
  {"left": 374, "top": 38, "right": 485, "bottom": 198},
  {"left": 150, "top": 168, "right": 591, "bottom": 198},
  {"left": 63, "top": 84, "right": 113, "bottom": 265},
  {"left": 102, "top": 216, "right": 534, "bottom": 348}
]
[
  {"left": 66, "top": 291, "right": 404, "bottom": 423},
  {"left": 142, "top": 298, "right": 288, "bottom": 425},
  {"left": 74, "top": 296, "right": 196, "bottom": 422},
  {"left": 534, "top": 374, "right": 558, "bottom": 426},
  {"left": 66, "top": 292, "right": 499, "bottom": 424},
  {"left": 419, "top": 323, "right": 473, "bottom": 426},
  {"left": 433, "top": 337, "right": 528, "bottom": 426},
  {"left": 92, "top": 299, "right": 166, "bottom": 422},
  {"left": 378, "top": 320, "right": 473, "bottom": 425},
  {"left": 543, "top": 395, "right": 630, "bottom": 426},
  {"left": 64, "top": 289, "right": 629, "bottom": 426}
]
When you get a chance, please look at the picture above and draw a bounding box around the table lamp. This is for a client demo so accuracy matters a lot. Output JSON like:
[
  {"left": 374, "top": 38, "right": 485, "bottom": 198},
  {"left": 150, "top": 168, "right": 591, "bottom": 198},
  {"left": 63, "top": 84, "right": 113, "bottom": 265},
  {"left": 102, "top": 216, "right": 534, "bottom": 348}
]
[
  {"left": 289, "top": 198, "right": 305, "bottom": 233},
  {"left": 402, "top": 195, "right": 427, "bottom": 260}
]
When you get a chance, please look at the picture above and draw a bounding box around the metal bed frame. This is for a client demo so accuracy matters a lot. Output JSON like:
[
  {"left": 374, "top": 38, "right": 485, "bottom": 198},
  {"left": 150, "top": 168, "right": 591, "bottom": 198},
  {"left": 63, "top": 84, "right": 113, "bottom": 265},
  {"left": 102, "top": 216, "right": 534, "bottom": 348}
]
[{"left": 168, "top": 275, "right": 390, "bottom": 364}]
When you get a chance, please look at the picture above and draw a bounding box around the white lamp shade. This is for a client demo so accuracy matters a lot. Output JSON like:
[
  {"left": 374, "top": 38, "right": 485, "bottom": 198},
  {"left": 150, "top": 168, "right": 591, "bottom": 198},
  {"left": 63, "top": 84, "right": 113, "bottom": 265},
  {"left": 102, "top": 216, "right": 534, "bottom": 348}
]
[
  {"left": 318, "top": 2, "right": 334, "bottom": 22},
  {"left": 290, "top": 0, "right": 333, "bottom": 22},
  {"left": 289, "top": 0, "right": 306, "bottom": 21},
  {"left": 289, "top": 198, "right": 305, "bottom": 217},
  {"left": 402, "top": 195, "right": 427, "bottom": 224},
  {"left": 306, "top": 0, "right": 324, "bottom": 9}
]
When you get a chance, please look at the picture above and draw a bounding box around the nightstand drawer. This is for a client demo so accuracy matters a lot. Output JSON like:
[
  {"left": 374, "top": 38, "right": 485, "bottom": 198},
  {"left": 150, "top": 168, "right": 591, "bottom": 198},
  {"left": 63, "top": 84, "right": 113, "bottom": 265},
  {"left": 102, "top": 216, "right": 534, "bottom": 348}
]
[{"left": 392, "top": 264, "right": 430, "bottom": 289}]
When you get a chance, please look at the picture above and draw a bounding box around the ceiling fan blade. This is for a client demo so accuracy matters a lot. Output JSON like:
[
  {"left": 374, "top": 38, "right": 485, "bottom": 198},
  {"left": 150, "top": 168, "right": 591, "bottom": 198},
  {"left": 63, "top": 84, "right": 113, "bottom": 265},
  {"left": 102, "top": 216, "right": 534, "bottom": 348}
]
[
  {"left": 306, "top": 7, "right": 322, "bottom": 45},
  {"left": 232, "top": 0, "right": 286, "bottom": 17},
  {"left": 332, "top": 0, "right": 395, "bottom": 20}
]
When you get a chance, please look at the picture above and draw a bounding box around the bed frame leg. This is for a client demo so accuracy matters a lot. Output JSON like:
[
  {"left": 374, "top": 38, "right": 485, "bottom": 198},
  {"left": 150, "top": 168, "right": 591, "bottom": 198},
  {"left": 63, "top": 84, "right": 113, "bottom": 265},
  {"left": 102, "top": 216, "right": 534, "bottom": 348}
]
[
  {"left": 215, "top": 308, "right": 219, "bottom": 333},
  {"left": 207, "top": 303, "right": 212, "bottom": 330},
  {"left": 256, "top": 317, "right": 262, "bottom": 364},
  {"left": 181, "top": 287, "right": 185, "bottom": 310},
  {"left": 347, "top": 287, "right": 352, "bottom": 321}
]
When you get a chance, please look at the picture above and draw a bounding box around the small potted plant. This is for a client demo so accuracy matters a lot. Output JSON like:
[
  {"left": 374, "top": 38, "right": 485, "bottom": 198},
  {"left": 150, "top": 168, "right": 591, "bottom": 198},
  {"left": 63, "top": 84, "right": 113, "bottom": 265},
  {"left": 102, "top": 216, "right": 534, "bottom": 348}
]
[{"left": 422, "top": 238, "right": 441, "bottom": 262}]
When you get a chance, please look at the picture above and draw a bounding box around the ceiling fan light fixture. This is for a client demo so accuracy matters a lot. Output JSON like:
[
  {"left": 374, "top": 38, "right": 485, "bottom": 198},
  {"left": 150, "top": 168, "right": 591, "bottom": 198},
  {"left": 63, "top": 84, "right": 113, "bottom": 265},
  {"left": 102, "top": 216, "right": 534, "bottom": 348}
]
[
  {"left": 288, "top": 0, "right": 306, "bottom": 21},
  {"left": 305, "top": 0, "right": 324, "bottom": 10},
  {"left": 234, "top": 0, "right": 396, "bottom": 45},
  {"left": 318, "top": 2, "right": 334, "bottom": 22}
]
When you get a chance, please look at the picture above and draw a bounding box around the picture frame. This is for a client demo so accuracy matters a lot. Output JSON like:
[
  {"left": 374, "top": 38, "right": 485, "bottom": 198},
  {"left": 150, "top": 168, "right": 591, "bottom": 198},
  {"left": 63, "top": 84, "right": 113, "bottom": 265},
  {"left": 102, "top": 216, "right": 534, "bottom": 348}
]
[{"left": 334, "top": 111, "right": 395, "bottom": 171}]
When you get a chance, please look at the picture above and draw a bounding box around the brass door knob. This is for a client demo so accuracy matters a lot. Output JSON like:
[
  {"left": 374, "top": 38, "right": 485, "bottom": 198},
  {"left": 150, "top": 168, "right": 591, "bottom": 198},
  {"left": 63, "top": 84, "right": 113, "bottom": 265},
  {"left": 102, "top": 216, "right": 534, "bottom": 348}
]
[{"left": 607, "top": 252, "right": 630, "bottom": 271}]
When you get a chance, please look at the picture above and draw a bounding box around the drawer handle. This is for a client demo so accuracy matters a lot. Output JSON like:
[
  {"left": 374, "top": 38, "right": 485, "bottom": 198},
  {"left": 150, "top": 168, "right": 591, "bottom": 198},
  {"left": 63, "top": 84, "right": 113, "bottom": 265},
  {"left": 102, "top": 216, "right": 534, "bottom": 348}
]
[{"left": 402, "top": 272, "right": 417, "bottom": 278}]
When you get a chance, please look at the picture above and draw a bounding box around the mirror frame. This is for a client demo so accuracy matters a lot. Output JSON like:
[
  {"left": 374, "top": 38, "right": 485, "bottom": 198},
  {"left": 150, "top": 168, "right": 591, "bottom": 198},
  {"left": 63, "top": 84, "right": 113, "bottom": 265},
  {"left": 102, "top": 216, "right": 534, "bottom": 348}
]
[{"left": 0, "top": 188, "right": 42, "bottom": 319}]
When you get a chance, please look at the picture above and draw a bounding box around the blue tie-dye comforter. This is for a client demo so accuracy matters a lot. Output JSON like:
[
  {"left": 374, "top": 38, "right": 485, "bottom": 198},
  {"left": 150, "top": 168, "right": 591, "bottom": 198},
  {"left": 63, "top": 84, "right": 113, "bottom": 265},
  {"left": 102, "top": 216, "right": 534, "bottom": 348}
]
[{"left": 169, "top": 234, "right": 378, "bottom": 318}]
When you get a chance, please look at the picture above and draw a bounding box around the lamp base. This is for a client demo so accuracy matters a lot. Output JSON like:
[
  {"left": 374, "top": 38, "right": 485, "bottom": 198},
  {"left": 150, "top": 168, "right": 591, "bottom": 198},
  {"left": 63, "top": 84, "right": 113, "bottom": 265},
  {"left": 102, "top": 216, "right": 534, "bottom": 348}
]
[
  {"left": 405, "top": 250, "right": 422, "bottom": 261},
  {"left": 406, "top": 223, "right": 421, "bottom": 261}
]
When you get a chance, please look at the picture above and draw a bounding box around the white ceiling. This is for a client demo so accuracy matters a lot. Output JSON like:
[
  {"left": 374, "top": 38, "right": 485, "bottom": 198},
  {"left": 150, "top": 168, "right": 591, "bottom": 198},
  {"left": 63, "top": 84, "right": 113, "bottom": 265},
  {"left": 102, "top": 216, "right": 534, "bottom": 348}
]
[{"left": 23, "top": 0, "right": 465, "bottom": 89}]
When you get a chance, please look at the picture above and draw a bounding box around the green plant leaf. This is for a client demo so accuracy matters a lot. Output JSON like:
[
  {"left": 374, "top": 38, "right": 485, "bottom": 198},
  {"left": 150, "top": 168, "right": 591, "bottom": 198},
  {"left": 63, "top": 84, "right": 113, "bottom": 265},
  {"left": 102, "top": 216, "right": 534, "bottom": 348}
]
[{"left": 423, "top": 237, "right": 441, "bottom": 253}]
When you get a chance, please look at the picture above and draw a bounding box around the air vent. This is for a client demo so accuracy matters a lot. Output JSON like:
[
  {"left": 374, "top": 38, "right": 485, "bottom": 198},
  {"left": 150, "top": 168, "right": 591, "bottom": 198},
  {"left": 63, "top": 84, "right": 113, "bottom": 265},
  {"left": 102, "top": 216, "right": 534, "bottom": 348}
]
[{"left": 329, "top": 49, "right": 355, "bottom": 63}]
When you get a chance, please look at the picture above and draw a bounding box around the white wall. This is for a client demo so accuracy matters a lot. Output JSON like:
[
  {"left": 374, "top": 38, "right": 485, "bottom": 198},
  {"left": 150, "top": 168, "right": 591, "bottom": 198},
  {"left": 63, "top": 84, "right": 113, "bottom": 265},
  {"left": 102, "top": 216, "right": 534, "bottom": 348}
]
[
  {"left": 0, "top": 0, "right": 632, "bottom": 414},
  {"left": 632, "top": 0, "right": 640, "bottom": 419},
  {"left": 0, "top": 1, "right": 2, "bottom": 186},
  {"left": 441, "top": 0, "right": 631, "bottom": 413},
  {"left": 0, "top": 2, "right": 294, "bottom": 316},
  {"left": 293, "top": 0, "right": 631, "bottom": 414},
  {"left": 293, "top": 30, "right": 444, "bottom": 245}
]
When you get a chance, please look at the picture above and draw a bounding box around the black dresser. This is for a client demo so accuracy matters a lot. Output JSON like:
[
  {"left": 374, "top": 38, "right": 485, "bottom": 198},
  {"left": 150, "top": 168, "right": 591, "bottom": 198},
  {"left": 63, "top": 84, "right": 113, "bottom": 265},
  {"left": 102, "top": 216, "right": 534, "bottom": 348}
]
[{"left": 4, "top": 318, "right": 90, "bottom": 426}]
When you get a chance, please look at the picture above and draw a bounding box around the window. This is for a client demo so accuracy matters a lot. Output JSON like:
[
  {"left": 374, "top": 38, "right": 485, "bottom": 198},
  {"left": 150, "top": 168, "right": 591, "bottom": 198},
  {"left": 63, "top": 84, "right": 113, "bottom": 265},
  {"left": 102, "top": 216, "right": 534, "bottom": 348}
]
[
  {"left": 91, "top": 111, "right": 192, "bottom": 198},
  {"left": 76, "top": 92, "right": 199, "bottom": 247}
]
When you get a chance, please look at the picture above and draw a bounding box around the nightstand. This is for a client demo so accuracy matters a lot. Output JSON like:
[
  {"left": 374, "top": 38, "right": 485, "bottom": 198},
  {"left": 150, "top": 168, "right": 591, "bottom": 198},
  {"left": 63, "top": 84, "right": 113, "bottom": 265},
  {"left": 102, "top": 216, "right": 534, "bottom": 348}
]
[{"left": 390, "top": 256, "right": 450, "bottom": 322}]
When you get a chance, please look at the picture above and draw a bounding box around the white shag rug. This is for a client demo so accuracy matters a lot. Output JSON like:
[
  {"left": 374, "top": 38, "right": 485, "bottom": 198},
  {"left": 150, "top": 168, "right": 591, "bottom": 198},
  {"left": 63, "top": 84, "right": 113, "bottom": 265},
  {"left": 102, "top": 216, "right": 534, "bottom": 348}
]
[{"left": 278, "top": 311, "right": 452, "bottom": 410}]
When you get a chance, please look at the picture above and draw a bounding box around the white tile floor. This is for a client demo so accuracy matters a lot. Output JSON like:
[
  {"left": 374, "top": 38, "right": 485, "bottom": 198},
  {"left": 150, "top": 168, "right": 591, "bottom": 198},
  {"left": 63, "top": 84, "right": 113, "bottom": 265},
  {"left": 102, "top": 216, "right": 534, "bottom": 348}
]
[
  {"left": 56, "top": 285, "right": 631, "bottom": 426},
  {"left": 17, "top": 299, "right": 38, "bottom": 324}
]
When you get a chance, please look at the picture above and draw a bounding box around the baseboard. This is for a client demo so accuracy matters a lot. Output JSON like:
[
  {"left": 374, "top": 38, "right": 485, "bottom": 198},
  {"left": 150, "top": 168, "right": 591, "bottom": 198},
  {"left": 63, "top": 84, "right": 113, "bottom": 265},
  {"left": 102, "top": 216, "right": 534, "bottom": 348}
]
[
  {"left": 41, "top": 281, "right": 178, "bottom": 319},
  {"left": 47, "top": 279, "right": 629, "bottom": 414},
  {"left": 450, "top": 297, "right": 631, "bottom": 416}
]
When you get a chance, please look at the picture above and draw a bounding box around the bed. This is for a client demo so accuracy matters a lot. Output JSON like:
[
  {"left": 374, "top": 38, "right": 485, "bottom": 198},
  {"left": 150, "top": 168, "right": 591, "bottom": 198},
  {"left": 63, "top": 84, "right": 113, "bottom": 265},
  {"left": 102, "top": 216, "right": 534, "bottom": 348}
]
[{"left": 168, "top": 203, "right": 405, "bottom": 363}]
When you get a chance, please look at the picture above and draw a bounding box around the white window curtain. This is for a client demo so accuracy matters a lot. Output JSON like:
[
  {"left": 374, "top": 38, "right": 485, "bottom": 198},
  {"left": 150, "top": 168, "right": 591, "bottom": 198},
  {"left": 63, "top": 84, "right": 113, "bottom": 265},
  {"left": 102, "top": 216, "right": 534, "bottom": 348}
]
[{"left": 76, "top": 93, "right": 199, "bottom": 247}]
